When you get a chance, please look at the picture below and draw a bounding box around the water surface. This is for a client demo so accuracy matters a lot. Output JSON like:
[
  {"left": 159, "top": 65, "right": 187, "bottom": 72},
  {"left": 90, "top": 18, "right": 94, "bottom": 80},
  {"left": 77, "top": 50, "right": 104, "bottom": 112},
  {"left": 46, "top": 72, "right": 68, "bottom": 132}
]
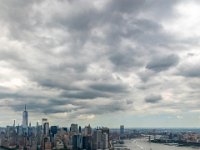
[{"left": 123, "top": 138, "right": 200, "bottom": 150}]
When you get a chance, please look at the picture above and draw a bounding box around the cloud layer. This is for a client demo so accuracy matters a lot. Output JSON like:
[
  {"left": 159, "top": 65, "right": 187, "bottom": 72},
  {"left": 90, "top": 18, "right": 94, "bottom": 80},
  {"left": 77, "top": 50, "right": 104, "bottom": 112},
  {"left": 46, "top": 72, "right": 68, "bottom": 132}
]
[{"left": 0, "top": 0, "right": 200, "bottom": 127}]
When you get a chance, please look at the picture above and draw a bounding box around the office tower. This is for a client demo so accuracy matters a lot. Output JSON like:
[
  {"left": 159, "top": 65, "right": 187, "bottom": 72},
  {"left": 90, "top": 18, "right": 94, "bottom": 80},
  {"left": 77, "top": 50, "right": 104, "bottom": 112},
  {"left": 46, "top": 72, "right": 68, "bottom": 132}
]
[
  {"left": 101, "top": 127, "right": 110, "bottom": 147},
  {"left": 82, "top": 136, "right": 92, "bottom": 150},
  {"left": 120, "top": 125, "right": 125, "bottom": 140},
  {"left": 92, "top": 128, "right": 110, "bottom": 149},
  {"left": 93, "top": 129, "right": 103, "bottom": 149},
  {"left": 102, "top": 132, "right": 108, "bottom": 149},
  {"left": 22, "top": 105, "right": 28, "bottom": 128},
  {"left": 72, "top": 134, "right": 82, "bottom": 150},
  {"left": 70, "top": 124, "right": 78, "bottom": 133},
  {"left": 42, "top": 118, "right": 48, "bottom": 135},
  {"left": 42, "top": 120, "right": 51, "bottom": 150},
  {"left": 36, "top": 122, "right": 42, "bottom": 147},
  {"left": 50, "top": 126, "right": 58, "bottom": 137},
  {"left": 84, "top": 124, "right": 92, "bottom": 136},
  {"left": 120, "top": 125, "right": 124, "bottom": 135},
  {"left": 43, "top": 122, "right": 49, "bottom": 136}
]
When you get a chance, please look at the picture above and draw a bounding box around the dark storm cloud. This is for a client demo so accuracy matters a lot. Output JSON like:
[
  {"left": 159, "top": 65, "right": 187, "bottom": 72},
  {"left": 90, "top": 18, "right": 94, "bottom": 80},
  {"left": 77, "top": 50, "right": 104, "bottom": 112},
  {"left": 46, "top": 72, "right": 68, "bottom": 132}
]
[
  {"left": 146, "top": 54, "right": 179, "bottom": 72},
  {"left": 145, "top": 95, "right": 162, "bottom": 103}
]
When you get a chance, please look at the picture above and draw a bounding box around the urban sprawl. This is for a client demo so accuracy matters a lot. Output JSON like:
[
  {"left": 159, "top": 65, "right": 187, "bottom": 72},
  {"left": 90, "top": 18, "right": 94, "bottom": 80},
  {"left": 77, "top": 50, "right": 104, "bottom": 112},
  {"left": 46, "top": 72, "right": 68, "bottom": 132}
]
[{"left": 0, "top": 106, "right": 200, "bottom": 150}]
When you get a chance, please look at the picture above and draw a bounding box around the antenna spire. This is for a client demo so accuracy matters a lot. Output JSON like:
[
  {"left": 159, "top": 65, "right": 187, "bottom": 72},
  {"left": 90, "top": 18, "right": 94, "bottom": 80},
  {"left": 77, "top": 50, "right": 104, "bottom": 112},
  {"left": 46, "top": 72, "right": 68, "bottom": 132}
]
[{"left": 25, "top": 104, "right": 26, "bottom": 111}]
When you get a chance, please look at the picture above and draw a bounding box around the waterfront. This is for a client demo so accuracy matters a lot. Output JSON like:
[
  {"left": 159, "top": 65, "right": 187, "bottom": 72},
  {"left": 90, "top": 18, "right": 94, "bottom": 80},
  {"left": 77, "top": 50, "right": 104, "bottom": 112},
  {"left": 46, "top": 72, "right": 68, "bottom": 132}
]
[{"left": 120, "top": 138, "right": 200, "bottom": 150}]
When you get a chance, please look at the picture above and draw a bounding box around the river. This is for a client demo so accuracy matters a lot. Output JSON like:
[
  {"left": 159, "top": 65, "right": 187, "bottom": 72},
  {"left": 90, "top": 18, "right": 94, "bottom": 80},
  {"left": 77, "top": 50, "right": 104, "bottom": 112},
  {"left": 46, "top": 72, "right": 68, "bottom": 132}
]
[{"left": 115, "top": 138, "right": 200, "bottom": 150}]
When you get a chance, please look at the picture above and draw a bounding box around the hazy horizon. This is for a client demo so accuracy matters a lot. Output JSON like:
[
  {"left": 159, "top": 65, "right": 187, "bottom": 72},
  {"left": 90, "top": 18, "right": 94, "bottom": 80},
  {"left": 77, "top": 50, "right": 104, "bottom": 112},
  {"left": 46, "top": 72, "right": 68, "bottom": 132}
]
[{"left": 0, "top": 0, "right": 200, "bottom": 128}]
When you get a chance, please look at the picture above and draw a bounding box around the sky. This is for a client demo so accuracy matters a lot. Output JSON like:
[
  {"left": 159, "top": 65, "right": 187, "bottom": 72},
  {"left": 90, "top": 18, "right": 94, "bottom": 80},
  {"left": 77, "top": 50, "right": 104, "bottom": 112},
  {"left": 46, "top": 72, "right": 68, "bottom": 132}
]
[{"left": 0, "top": 0, "right": 200, "bottom": 128}]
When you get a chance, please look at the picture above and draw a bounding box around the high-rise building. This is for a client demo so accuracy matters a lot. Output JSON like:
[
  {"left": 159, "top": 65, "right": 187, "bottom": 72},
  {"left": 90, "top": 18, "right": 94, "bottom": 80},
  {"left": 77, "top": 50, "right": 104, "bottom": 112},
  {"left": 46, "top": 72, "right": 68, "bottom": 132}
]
[
  {"left": 42, "top": 118, "right": 49, "bottom": 137},
  {"left": 82, "top": 136, "right": 92, "bottom": 150},
  {"left": 120, "top": 125, "right": 125, "bottom": 140},
  {"left": 120, "top": 125, "right": 124, "bottom": 135},
  {"left": 101, "top": 127, "right": 110, "bottom": 147},
  {"left": 70, "top": 124, "right": 78, "bottom": 133},
  {"left": 72, "top": 134, "right": 82, "bottom": 150},
  {"left": 84, "top": 124, "right": 92, "bottom": 136},
  {"left": 50, "top": 126, "right": 58, "bottom": 137},
  {"left": 22, "top": 105, "right": 28, "bottom": 128},
  {"left": 102, "top": 132, "right": 108, "bottom": 149},
  {"left": 92, "top": 127, "right": 110, "bottom": 149},
  {"left": 93, "top": 129, "right": 103, "bottom": 149},
  {"left": 44, "top": 122, "right": 49, "bottom": 136}
]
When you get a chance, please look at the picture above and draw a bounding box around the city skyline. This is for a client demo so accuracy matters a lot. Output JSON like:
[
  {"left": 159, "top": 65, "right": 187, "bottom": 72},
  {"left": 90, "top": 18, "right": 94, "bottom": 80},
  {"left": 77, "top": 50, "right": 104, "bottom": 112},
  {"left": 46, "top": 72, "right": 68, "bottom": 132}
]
[{"left": 0, "top": 0, "right": 200, "bottom": 128}]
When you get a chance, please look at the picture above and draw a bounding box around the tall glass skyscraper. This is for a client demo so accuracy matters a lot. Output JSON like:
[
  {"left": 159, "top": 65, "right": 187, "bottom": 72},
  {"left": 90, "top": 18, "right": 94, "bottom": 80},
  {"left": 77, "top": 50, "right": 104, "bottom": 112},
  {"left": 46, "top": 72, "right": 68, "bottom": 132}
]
[{"left": 22, "top": 105, "right": 28, "bottom": 128}]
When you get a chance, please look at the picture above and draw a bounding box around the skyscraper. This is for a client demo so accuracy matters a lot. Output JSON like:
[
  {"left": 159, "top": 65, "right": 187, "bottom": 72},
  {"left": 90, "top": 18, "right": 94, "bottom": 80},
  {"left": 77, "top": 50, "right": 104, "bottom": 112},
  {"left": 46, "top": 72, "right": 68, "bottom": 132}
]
[
  {"left": 70, "top": 123, "right": 78, "bottom": 133},
  {"left": 42, "top": 118, "right": 49, "bottom": 136},
  {"left": 72, "top": 134, "right": 82, "bottom": 150},
  {"left": 43, "top": 122, "right": 50, "bottom": 136},
  {"left": 84, "top": 124, "right": 92, "bottom": 136},
  {"left": 120, "top": 125, "right": 124, "bottom": 135},
  {"left": 120, "top": 125, "right": 125, "bottom": 140},
  {"left": 22, "top": 105, "right": 28, "bottom": 128}
]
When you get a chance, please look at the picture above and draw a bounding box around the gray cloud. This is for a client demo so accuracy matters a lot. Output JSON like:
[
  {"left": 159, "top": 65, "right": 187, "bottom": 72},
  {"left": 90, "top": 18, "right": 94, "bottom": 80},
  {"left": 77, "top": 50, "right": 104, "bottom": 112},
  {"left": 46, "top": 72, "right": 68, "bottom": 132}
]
[
  {"left": 145, "top": 95, "right": 162, "bottom": 103},
  {"left": 71, "top": 99, "right": 134, "bottom": 116},
  {"left": 88, "top": 101, "right": 131, "bottom": 114},
  {"left": 0, "top": 0, "right": 199, "bottom": 126},
  {"left": 61, "top": 90, "right": 110, "bottom": 99},
  {"left": 106, "top": 0, "right": 145, "bottom": 14},
  {"left": 146, "top": 54, "right": 179, "bottom": 72},
  {"left": 89, "top": 83, "right": 128, "bottom": 93},
  {"left": 179, "top": 64, "right": 200, "bottom": 78},
  {"left": 109, "top": 49, "right": 143, "bottom": 71}
]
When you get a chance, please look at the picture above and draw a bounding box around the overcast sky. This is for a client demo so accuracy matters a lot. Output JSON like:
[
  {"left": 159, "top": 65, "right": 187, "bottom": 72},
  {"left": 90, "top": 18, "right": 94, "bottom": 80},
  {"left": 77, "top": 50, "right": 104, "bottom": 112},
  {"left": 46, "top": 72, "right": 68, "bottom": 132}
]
[{"left": 0, "top": 0, "right": 200, "bottom": 128}]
